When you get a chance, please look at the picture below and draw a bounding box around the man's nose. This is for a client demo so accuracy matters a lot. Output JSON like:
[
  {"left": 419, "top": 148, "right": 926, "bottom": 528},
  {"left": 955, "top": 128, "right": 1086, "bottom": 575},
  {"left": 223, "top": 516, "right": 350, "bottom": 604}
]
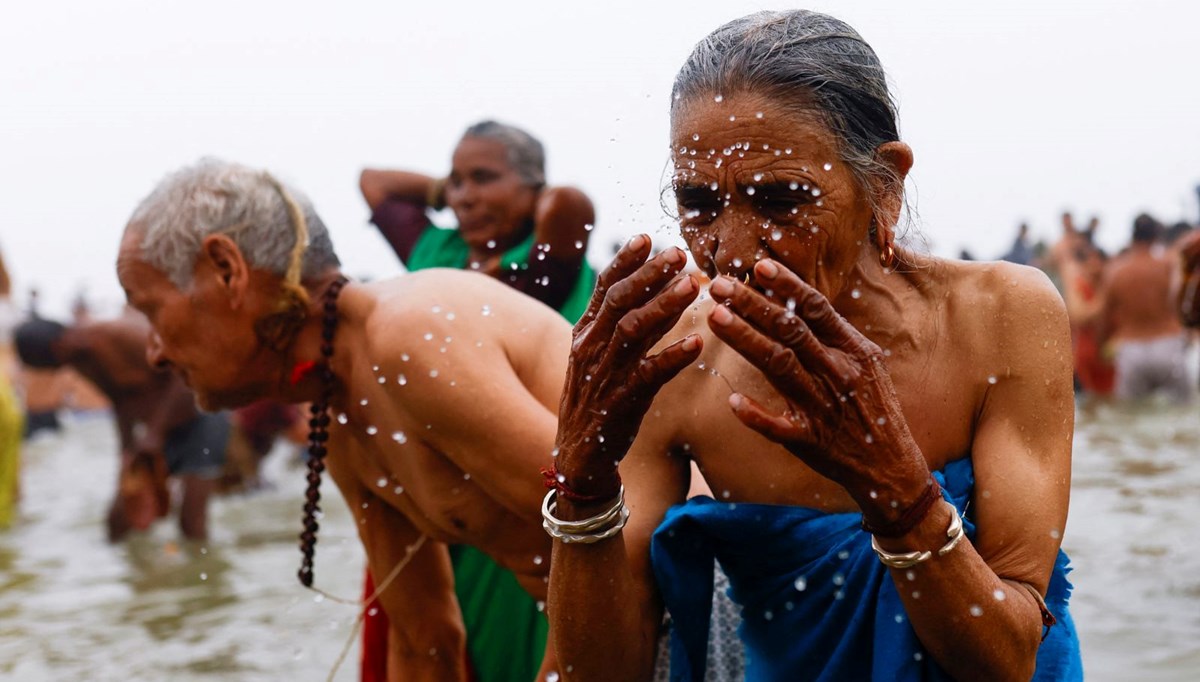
[{"left": 145, "top": 332, "right": 169, "bottom": 370}]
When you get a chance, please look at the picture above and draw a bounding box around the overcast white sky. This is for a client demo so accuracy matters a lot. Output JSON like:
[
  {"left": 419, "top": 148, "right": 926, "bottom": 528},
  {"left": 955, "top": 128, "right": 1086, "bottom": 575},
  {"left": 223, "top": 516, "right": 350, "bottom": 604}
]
[{"left": 2, "top": 0, "right": 1197, "bottom": 317}]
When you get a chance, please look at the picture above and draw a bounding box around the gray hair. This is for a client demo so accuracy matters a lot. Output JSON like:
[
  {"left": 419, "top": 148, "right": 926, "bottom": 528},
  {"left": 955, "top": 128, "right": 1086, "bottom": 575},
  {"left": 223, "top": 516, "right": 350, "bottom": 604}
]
[
  {"left": 461, "top": 120, "right": 546, "bottom": 188},
  {"left": 125, "top": 158, "right": 340, "bottom": 289},
  {"left": 672, "top": 10, "right": 903, "bottom": 218}
]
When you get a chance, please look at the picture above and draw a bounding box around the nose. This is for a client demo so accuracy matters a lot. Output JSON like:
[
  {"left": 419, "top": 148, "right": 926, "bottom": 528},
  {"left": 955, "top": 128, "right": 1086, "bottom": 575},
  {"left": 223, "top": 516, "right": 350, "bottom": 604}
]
[
  {"left": 146, "top": 331, "right": 170, "bottom": 370},
  {"left": 710, "top": 219, "right": 768, "bottom": 282}
]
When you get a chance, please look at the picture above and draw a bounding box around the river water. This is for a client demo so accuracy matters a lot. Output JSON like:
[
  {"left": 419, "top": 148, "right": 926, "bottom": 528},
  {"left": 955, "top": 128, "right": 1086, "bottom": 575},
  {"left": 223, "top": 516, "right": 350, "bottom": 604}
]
[{"left": 1, "top": 402, "right": 1198, "bottom": 681}]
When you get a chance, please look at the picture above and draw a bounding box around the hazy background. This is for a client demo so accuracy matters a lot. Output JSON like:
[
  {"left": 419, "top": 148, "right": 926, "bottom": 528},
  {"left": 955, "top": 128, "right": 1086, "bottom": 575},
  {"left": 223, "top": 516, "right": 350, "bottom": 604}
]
[{"left": 2, "top": 0, "right": 1198, "bottom": 316}]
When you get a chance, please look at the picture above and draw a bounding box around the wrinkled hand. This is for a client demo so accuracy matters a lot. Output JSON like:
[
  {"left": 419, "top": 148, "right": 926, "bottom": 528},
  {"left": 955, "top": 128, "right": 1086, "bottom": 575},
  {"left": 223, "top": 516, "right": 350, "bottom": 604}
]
[
  {"left": 707, "top": 259, "right": 929, "bottom": 519},
  {"left": 554, "top": 235, "right": 702, "bottom": 497}
]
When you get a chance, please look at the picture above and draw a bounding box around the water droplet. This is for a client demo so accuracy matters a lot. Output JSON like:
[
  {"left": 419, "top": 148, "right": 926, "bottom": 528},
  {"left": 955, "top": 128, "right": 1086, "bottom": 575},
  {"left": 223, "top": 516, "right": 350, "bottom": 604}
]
[
  {"left": 377, "top": 376, "right": 386, "bottom": 384},
  {"left": 914, "top": 652, "right": 924, "bottom": 662},
  {"left": 728, "top": 115, "right": 736, "bottom": 122},
  {"left": 486, "top": 240, "right": 497, "bottom": 249},
  {"left": 376, "top": 477, "right": 387, "bottom": 487},
  {"left": 336, "top": 413, "right": 348, "bottom": 425},
  {"left": 823, "top": 163, "right": 833, "bottom": 171},
  {"left": 366, "top": 426, "right": 378, "bottom": 436},
  {"left": 987, "top": 376, "right": 998, "bottom": 385},
  {"left": 481, "top": 305, "right": 492, "bottom": 316},
  {"left": 393, "top": 485, "right": 404, "bottom": 495},
  {"left": 691, "top": 133, "right": 700, "bottom": 141},
  {"left": 832, "top": 572, "right": 845, "bottom": 586},
  {"left": 714, "top": 94, "right": 724, "bottom": 102},
  {"left": 429, "top": 369, "right": 439, "bottom": 378},
  {"left": 401, "top": 353, "right": 410, "bottom": 361},
  {"left": 753, "top": 172, "right": 764, "bottom": 182},
  {"left": 755, "top": 111, "right": 764, "bottom": 119},
  {"left": 969, "top": 604, "right": 983, "bottom": 617},
  {"left": 1049, "top": 528, "right": 1061, "bottom": 539},
  {"left": 992, "top": 589, "right": 1006, "bottom": 601},
  {"left": 764, "top": 610, "right": 774, "bottom": 621},
  {"left": 397, "top": 374, "right": 407, "bottom": 386},
  {"left": 446, "top": 312, "right": 455, "bottom": 321},
  {"left": 575, "top": 240, "right": 584, "bottom": 249},
  {"left": 536, "top": 600, "right": 546, "bottom": 612},
  {"left": 794, "top": 576, "right": 807, "bottom": 591},
  {"left": 423, "top": 332, "right": 434, "bottom": 341},
  {"left": 851, "top": 288, "right": 862, "bottom": 299},
  {"left": 360, "top": 398, "right": 369, "bottom": 406},
  {"left": 784, "top": 148, "right": 792, "bottom": 155},
  {"left": 837, "top": 550, "right": 850, "bottom": 560},
  {"left": 771, "top": 228, "right": 783, "bottom": 241},
  {"left": 200, "top": 572, "right": 208, "bottom": 581},
  {"left": 391, "top": 431, "right": 407, "bottom": 444},
  {"left": 811, "top": 188, "right": 821, "bottom": 197},
  {"left": 313, "top": 594, "right": 325, "bottom": 603},
  {"left": 746, "top": 187, "right": 756, "bottom": 195},
  {"left": 533, "top": 555, "right": 544, "bottom": 565},
  {"left": 721, "top": 490, "right": 731, "bottom": 499}
]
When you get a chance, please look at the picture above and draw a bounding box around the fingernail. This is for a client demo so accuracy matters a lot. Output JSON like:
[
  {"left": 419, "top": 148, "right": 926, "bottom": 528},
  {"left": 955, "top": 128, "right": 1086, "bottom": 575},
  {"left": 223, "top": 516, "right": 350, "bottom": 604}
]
[
  {"left": 728, "top": 393, "right": 743, "bottom": 409},
  {"left": 664, "top": 248, "right": 685, "bottom": 264},
  {"left": 756, "top": 260, "right": 779, "bottom": 279},
  {"left": 711, "top": 305, "right": 733, "bottom": 326},
  {"left": 628, "top": 235, "right": 647, "bottom": 250},
  {"left": 710, "top": 277, "right": 733, "bottom": 296},
  {"left": 674, "top": 277, "right": 695, "bottom": 294},
  {"left": 682, "top": 335, "right": 699, "bottom": 351}
]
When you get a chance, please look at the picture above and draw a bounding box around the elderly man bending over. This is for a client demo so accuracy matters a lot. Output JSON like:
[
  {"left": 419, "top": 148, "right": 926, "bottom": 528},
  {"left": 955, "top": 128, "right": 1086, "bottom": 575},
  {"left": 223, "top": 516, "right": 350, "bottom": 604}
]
[{"left": 117, "top": 159, "right": 569, "bottom": 681}]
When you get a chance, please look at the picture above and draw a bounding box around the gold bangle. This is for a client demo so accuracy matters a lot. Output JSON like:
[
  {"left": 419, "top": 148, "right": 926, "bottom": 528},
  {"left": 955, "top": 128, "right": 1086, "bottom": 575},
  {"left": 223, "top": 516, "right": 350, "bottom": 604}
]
[{"left": 871, "top": 503, "right": 964, "bottom": 569}]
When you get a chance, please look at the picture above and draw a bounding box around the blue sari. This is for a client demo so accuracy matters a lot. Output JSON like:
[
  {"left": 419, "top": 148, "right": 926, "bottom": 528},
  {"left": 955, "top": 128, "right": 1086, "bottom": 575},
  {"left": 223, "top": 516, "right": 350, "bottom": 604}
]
[{"left": 650, "top": 458, "right": 1082, "bottom": 681}]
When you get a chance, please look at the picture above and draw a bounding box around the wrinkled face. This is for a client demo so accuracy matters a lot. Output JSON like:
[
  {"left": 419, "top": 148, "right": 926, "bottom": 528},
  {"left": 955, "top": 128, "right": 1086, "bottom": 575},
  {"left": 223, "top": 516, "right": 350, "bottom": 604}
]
[
  {"left": 671, "top": 93, "right": 876, "bottom": 297},
  {"left": 116, "top": 232, "right": 274, "bottom": 411},
  {"left": 445, "top": 136, "right": 539, "bottom": 251}
]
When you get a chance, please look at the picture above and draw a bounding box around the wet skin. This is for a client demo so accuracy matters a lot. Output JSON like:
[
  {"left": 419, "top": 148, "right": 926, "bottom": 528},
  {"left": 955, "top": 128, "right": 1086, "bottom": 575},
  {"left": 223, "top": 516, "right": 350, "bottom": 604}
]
[
  {"left": 118, "top": 232, "right": 570, "bottom": 681},
  {"left": 549, "top": 94, "right": 1075, "bottom": 681}
]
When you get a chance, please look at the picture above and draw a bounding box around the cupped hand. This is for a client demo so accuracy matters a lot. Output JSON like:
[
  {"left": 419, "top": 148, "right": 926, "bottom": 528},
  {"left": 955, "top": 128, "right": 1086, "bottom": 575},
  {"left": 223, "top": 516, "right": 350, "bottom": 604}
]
[
  {"left": 554, "top": 235, "right": 702, "bottom": 497},
  {"left": 707, "top": 258, "right": 930, "bottom": 518}
]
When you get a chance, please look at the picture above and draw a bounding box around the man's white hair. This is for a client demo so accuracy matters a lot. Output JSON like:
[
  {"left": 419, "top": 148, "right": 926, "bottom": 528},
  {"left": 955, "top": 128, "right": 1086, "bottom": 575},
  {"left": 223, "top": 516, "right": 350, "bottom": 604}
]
[{"left": 125, "top": 158, "right": 340, "bottom": 288}]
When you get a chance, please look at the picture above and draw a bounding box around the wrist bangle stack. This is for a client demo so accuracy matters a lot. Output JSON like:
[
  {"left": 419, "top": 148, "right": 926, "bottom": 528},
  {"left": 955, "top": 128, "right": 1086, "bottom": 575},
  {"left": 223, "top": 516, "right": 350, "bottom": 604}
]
[
  {"left": 870, "top": 502, "right": 964, "bottom": 569},
  {"left": 541, "top": 486, "right": 628, "bottom": 544}
]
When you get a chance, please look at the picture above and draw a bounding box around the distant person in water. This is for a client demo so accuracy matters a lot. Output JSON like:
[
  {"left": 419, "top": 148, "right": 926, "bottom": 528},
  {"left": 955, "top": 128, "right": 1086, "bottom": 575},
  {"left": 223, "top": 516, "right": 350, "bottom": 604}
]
[
  {"left": 14, "top": 311, "right": 229, "bottom": 541},
  {"left": 1096, "top": 214, "right": 1195, "bottom": 401},
  {"left": 1001, "top": 222, "right": 1033, "bottom": 265},
  {"left": 0, "top": 247, "right": 23, "bottom": 528},
  {"left": 1175, "top": 226, "right": 1200, "bottom": 328},
  {"left": 359, "top": 120, "right": 596, "bottom": 320},
  {"left": 1061, "top": 245, "right": 1115, "bottom": 397}
]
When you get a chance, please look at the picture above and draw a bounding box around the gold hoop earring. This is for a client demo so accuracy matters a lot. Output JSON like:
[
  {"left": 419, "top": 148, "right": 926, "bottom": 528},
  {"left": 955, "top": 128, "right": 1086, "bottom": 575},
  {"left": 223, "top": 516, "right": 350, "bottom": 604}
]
[{"left": 880, "top": 243, "right": 896, "bottom": 269}]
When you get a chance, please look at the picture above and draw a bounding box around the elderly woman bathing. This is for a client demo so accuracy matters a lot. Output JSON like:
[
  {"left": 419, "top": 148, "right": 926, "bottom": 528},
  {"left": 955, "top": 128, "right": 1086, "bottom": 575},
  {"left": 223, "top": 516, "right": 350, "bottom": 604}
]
[{"left": 546, "top": 11, "right": 1080, "bottom": 681}]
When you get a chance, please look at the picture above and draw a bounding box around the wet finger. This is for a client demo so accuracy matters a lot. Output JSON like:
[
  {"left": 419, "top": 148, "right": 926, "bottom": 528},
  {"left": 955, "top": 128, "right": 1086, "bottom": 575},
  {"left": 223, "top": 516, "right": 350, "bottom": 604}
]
[
  {"left": 709, "top": 275, "right": 831, "bottom": 369},
  {"left": 707, "top": 303, "right": 823, "bottom": 400},
  {"left": 752, "top": 260, "right": 859, "bottom": 348},
  {"left": 578, "top": 234, "right": 653, "bottom": 329},
  {"left": 595, "top": 246, "right": 689, "bottom": 331},
  {"left": 728, "top": 392, "right": 813, "bottom": 446},
  {"left": 635, "top": 334, "right": 704, "bottom": 392},
  {"left": 615, "top": 275, "right": 699, "bottom": 350}
]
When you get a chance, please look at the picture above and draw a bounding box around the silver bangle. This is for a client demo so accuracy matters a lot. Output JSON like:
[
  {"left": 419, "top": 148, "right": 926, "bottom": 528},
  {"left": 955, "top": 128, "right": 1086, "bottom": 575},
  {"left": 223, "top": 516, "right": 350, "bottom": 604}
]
[
  {"left": 541, "top": 488, "right": 629, "bottom": 544},
  {"left": 871, "top": 503, "right": 964, "bottom": 569}
]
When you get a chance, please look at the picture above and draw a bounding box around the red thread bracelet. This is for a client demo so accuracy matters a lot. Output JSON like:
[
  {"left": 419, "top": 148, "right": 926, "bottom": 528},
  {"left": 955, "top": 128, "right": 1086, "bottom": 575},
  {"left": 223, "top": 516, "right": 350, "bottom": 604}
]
[
  {"left": 541, "top": 465, "right": 621, "bottom": 505},
  {"left": 861, "top": 476, "right": 943, "bottom": 538}
]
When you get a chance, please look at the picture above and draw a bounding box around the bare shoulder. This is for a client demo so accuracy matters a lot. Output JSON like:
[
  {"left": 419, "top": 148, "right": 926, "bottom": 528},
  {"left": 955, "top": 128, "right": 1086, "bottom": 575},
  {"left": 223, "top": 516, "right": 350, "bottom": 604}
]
[
  {"left": 936, "top": 258, "right": 1071, "bottom": 377},
  {"left": 945, "top": 258, "right": 1067, "bottom": 339},
  {"left": 358, "top": 269, "right": 572, "bottom": 363}
]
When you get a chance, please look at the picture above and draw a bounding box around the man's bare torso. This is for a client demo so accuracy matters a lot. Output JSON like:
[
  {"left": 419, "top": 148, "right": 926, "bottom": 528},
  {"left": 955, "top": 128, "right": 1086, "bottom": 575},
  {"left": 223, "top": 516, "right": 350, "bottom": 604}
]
[
  {"left": 1106, "top": 248, "right": 1182, "bottom": 342},
  {"left": 324, "top": 270, "right": 570, "bottom": 597}
]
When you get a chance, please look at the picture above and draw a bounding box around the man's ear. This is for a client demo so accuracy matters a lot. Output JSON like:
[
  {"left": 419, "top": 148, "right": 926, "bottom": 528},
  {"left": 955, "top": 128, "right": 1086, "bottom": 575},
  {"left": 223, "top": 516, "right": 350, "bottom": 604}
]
[
  {"left": 199, "top": 234, "right": 249, "bottom": 309},
  {"left": 871, "top": 141, "right": 914, "bottom": 236}
]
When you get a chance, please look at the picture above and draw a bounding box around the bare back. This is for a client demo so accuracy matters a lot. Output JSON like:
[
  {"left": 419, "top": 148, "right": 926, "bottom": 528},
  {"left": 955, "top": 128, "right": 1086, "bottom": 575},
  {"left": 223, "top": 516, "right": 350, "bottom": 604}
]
[
  {"left": 324, "top": 269, "right": 571, "bottom": 597},
  {"left": 1104, "top": 248, "right": 1183, "bottom": 342}
]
